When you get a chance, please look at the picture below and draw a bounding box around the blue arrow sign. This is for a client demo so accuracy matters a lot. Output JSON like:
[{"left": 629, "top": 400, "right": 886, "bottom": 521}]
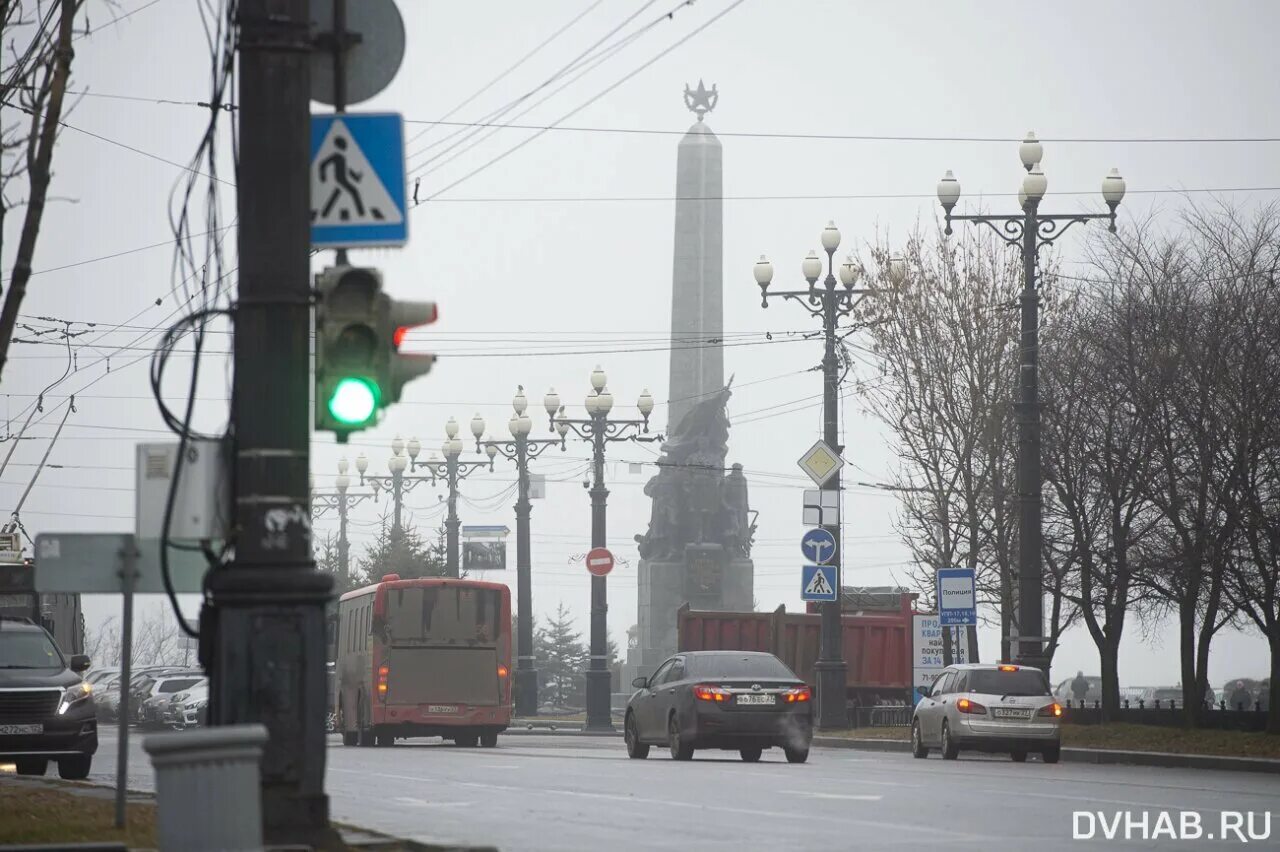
[
  {"left": 800, "top": 527, "right": 837, "bottom": 565},
  {"left": 801, "top": 564, "right": 838, "bottom": 602},
  {"left": 310, "top": 112, "right": 407, "bottom": 249}
]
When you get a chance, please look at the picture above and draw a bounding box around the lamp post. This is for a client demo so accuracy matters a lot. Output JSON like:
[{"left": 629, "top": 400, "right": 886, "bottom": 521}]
[
  {"left": 752, "top": 222, "right": 903, "bottom": 730},
  {"left": 936, "top": 133, "right": 1124, "bottom": 674},
  {"left": 545, "top": 368, "right": 660, "bottom": 731},
  {"left": 312, "top": 457, "right": 375, "bottom": 592},
  {"left": 394, "top": 419, "right": 496, "bottom": 578},
  {"left": 476, "top": 387, "right": 565, "bottom": 717}
]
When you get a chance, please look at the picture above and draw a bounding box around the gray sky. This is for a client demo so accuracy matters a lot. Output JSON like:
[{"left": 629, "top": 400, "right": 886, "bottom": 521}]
[{"left": 3, "top": 0, "right": 1278, "bottom": 687}]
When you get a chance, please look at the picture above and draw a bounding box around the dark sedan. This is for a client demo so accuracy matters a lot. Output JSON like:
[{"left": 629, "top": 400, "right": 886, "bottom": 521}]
[{"left": 624, "top": 651, "right": 813, "bottom": 763}]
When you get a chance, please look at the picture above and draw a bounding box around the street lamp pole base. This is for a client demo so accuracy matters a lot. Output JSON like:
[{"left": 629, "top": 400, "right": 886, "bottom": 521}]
[
  {"left": 515, "top": 667, "right": 539, "bottom": 717},
  {"left": 813, "top": 659, "right": 850, "bottom": 730},
  {"left": 584, "top": 668, "right": 616, "bottom": 732}
]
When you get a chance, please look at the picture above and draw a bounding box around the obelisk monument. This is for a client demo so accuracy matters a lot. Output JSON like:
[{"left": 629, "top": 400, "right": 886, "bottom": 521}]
[
  {"left": 625, "top": 83, "right": 754, "bottom": 688},
  {"left": 666, "top": 80, "right": 723, "bottom": 432}
]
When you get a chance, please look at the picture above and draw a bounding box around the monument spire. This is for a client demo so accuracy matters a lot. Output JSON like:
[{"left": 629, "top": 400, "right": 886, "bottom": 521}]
[{"left": 667, "top": 82, "right": 723, "bottom": 433}]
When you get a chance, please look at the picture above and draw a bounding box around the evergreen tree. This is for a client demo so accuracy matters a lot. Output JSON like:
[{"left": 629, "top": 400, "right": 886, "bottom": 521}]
[
  {"left": 535, "top": 602, "right": 587, "bottom": 709},
  {"left": 358, "top": 515, "right": 447, "bottom": 581}
]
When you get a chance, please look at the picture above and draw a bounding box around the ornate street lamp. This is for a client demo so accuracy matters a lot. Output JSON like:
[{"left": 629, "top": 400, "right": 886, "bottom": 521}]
[
  {"left": 545, "top": 368, "right": 661, "bottom": 731},
  {"left": 937, "top": 133, "right": 1123, "bottom": 674}
]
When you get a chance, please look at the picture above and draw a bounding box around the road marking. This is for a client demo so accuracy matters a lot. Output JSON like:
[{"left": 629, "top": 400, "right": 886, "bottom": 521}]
[
  {"left": 393, "top": 796, "right": 474, "bottom": 807},
  {"left": 781, "top": 790, "right": 882, "bottom": 802},
  {"left": 328, "top": 768, "right": 977, "bottom": 839}
]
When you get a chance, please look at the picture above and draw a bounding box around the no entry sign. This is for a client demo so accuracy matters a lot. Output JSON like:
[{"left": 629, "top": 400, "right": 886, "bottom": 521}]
[{"left": 586, "top": 546, "right": 614, "bottom": 577}]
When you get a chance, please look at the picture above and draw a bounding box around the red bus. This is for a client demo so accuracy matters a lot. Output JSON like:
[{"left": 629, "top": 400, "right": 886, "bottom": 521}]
[{"left": 336, "top": 574, "right": 512, "bottom": 747}]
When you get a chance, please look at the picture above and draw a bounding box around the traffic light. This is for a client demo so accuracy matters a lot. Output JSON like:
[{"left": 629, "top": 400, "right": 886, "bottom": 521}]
[
  {"left": 315, "top": 266, "right": 383, "bottom": 438},
  {"left": 314, "top": 265, "right": 437, "bottom": 441},
  {"left": 387, "top": 298, "right": 436, "bottom": 404}
]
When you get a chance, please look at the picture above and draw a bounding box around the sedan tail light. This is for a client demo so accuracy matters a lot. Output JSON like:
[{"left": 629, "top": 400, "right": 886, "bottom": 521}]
[
  {"left": 781, "top": 686, "right": 812, "bottom": 703},
  {"left": 693, "top": 684, "right": 731, "bottom": 702},
  {"left": 956, "top": 697, "right": 987, "bottom": 714},
  {"left": 1038, "top": 702, "right": 1063, "bottom": 718}
]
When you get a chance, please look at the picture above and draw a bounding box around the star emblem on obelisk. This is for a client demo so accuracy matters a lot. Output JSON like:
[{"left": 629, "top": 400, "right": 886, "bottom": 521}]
[{"left": 683, "top": 79, "right": 719, "bottom": 121}]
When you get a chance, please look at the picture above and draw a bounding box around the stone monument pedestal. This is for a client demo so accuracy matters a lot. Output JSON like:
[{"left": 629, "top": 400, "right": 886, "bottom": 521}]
[{"left": 624, "top": 546, "right": 753, "bottom": 686}]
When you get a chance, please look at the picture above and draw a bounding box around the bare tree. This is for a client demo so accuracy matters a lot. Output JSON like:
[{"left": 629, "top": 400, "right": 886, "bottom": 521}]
[
  {"left": 131, "top": 607, "right": 186, "bottom": 667},
  {"left": 83, "top": 614, "right": 122, "bottom": 667},
  {"left": 861, "top": 222, "right": 1063, "bottom": 663},
  {"left": 0, "top": 0, "right": 84, "bottom": 378}
]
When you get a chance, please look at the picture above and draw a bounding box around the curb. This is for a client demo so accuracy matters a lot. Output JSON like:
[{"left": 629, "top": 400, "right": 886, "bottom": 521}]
[{"left": 810, "top": 736, "right": 1280, "bottom": 773}]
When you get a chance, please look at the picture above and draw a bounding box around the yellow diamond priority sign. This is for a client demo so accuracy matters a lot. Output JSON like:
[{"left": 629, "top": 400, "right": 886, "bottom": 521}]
[{"left": 797, "top": 439, "right": 844, "bottom": 487}]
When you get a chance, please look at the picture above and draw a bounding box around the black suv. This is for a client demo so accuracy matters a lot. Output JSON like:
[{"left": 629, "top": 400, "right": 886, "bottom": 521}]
[{"left": 0, "top": 617, "right": 97, "bottom": 779}]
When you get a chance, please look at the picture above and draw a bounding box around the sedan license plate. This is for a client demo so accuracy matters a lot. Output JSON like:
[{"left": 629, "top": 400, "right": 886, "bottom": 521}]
[
  {"left": 736, "top": 694, "right": 774, "bottom": 706},
  {"left": 993, "top": 708, "right": 1031, "bottom": 719},
  {"left": 426, "top": 705, "right": 458, "bottom": 714},
  {"left": 0, "top": 724, "right": 43, "bottom": 735}
]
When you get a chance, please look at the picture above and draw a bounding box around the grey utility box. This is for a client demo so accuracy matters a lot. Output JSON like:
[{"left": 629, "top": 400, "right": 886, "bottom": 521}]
[
  {"left": 135, "top": 440, "right": 230, "bottom": 542},
  {"left": 143, "top": 724, "right": 268, "bottom": 852}
]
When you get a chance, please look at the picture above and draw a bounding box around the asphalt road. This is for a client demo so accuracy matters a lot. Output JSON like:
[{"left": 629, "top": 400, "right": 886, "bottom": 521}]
[{"left": 89, "top": 725, "right": 1279, "bottom": 851}]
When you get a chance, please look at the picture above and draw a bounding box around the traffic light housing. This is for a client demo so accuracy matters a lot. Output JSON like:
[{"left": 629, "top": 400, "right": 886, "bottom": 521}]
[{"left": 314, "top": 265, "right": 436, "bottom": 441}]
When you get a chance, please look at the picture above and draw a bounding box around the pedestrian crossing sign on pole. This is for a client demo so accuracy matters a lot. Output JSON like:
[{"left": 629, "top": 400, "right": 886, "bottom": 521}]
[
  {"left": 801, "top": 564, "right": 838, "bottom": 602},
  {"left": 310, "top": 112, "right": 407, "bottom": 249}
]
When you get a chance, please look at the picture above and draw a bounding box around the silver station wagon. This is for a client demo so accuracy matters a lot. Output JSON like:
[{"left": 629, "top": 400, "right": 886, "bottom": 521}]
[{"left": 911, "top": 663, "right": 1062, "bottom": 763}]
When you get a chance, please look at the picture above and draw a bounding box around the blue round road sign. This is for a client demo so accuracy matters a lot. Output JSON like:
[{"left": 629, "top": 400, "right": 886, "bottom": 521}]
[{"left": 800, "top": 528, "right": 837, "bottom": 565}]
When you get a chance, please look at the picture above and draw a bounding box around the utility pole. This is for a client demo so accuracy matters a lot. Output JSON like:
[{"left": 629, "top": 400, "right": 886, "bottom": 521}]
[{"left": 203, "top": 0, "right": 335, "bottom": 843}]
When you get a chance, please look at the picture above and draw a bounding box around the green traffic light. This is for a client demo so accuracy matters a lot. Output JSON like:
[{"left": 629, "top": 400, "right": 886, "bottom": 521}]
[{"left": 328, "top": 377, "right": 380, "bottom": 425}]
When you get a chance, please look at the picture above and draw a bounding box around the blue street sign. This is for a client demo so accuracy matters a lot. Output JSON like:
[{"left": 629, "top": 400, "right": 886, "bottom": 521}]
[
  {"left": 310, "top": 112, "right": 407, "bottom": 249},
  {"left": 801, "top": 564, "right": 838, "bottom": 602},
  {"left": 937, "top": 567, "right": 977, "bottom": 626},
  {"left": 800, "top": 527, "right": 837, "bottom": 565}
]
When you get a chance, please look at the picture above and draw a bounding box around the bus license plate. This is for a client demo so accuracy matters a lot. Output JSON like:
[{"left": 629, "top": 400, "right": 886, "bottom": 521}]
[
  {"left": 0, "top": 724, "right": 43, "bottom": 735},
  {"left": 736, "top": 695, "right": 774, "bottom": 706},
  {"left": 427, "top": 705, "right": 458, "bottom": 714}
]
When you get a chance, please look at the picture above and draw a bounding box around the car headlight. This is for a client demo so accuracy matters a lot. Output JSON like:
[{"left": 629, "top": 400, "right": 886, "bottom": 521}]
[
  {"left": 188, "top": 699, "right": 207, "bottom": 710},
  {"left": 59, "top": 681, "right": 93, "bottom": 714}
]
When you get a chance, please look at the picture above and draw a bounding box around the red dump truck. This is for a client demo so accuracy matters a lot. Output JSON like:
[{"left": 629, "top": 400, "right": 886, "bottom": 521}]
[{"left": 677, "top": 588, "right": 916, "bottom": 707}]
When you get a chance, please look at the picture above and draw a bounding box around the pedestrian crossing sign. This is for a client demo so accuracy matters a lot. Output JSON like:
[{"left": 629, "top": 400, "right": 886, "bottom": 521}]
[
  {"left": 310, "top": 112, "right": 407, "bottom": 249},
  {"left": 801, "top": 564, "right": 838, "bottom": 602}
]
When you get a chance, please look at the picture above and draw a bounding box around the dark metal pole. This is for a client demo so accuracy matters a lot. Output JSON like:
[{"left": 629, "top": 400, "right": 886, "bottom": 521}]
[
  {"left": 514, "top": 436, "right": 538, "bottom": 716},
  {"left": 205, "top": 1, "right": 334, "bottom": 842},
  {"left": 815, "top": 285, "right": 849, "bottom": 730},
  {"left": 113, "top": 542, "right": 136, "bottom": 830},
  {"left": 337, "top": 492, "right": 350, "bottom": 592},
  {"left": 391, "top": 470, "right": 403, "bottom": 543},
  {"left": 331, "top": 0, "right": 350, "bottom": 269},
  {"left": 446, "top": 455, "right": 460, "bottom": 578},
  {"left": 1015, "top": 200, "right": 1046, "bottom": 675},
  {"left": 585, "top": 423, "right": 613, "bottom": 731}
]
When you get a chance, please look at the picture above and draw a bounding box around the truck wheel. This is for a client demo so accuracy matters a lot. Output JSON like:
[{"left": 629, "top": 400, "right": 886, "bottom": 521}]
[
  {"left": 15, "top": 759, "right": 47, "bottom": 776},
  {"left": 375, "top": 729, "right": 395, "bottom": 747},
  {"left": 739, "top": 747, "right": 762, "bottom": 763},
  {"left": 480, "top": 730, "right": 499, "bottom": 748},
  {"left": 58, "top": 756, "right": 92, "bottom": 780},
  {"left": 1011, "top": 748, "right": 1028, "bottom": 763},
  {"left": 783, "top": 745, "right": 809, "bottom": 764},
  {"left": 455, "top": 733, "right": 479, "bottom": 748}
]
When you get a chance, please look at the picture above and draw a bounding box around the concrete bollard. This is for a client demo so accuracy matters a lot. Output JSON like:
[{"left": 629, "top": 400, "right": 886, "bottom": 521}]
[{"left": 143, "top": 724, "right": 268, "bottom": 852}]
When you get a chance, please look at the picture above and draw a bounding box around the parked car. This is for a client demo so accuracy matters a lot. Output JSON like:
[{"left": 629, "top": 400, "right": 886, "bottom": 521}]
[
  {"left": 0, "top": 616, "right": 97, "bottom": 779},
  {"left": 624, "top": 650, "right": 813, "bottom": 763},
  {"left": 162, "top": 680, "right": 208, "bottom": 729},
  {"left": 138, "top": 674, "right": 206, "bottom": 728},
  {"left": 1134, "top": 687, "right": 1184, "bottom": 707},
  {"left": 911, "top": 663, "right": 1061, "bottom": 763}
]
